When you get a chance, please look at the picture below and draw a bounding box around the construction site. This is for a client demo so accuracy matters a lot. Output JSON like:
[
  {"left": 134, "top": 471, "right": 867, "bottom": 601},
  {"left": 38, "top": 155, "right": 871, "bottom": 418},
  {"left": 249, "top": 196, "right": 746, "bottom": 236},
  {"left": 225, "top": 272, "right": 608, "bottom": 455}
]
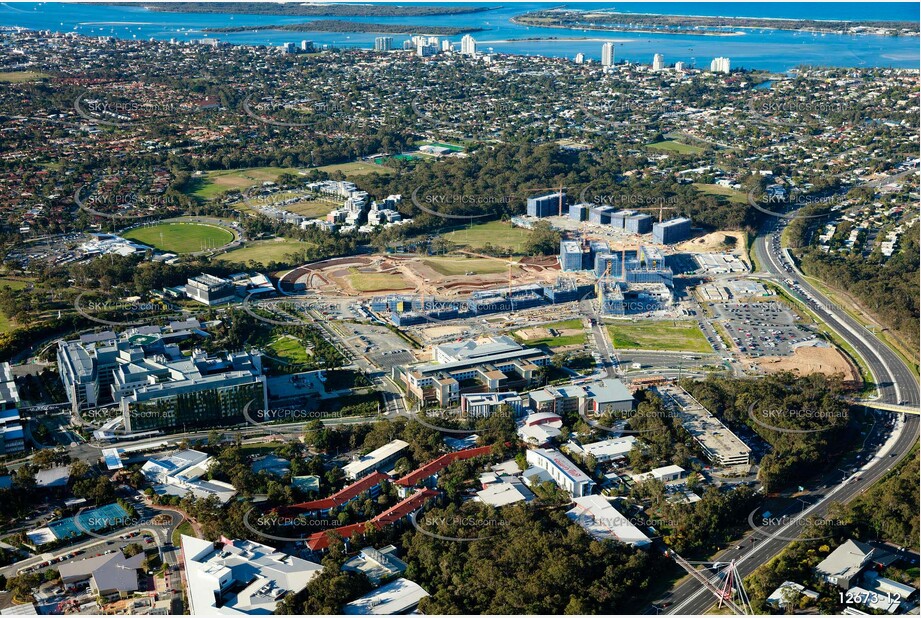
[{"left": 279, "top": 252, "right": 567, "bottom": 298}]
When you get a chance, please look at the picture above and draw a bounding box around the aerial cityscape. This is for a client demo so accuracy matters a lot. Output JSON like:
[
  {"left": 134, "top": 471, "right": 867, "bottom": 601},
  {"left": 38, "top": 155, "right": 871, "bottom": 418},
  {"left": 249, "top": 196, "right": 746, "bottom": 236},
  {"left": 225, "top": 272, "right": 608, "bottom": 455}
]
[{"left": 0, "top": 1, "right": 917, "bottom": 616}]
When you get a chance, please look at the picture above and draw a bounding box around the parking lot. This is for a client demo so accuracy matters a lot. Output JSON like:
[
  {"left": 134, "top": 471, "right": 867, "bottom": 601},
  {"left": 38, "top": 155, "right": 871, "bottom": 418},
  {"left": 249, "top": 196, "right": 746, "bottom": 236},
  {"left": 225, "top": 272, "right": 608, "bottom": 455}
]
[
  {"left": 713, "top": 301, "right": 814, "bottom": 357},
  {"left": 332, "top": 322, "right": 418, "bottom": 371}
]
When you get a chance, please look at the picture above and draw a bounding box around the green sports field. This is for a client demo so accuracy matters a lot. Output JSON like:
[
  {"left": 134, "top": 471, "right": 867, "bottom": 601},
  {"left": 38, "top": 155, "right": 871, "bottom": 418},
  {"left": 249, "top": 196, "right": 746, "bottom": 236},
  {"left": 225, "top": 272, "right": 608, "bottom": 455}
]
[
  {"left": 0, "top": 277, "right": 32, "bottom": 291},
  {"left": 123, "top": 222, "right": 234, "bottom": 254},
  {"left": 0, "top": 71, "right": 50, "bottom": 83},
  {"left": 646, "top": 140, "right": 705, "bottom": 155},
  {"left": 606, "top": 321, "right": 712, "bottom": 353},
  {"left": 184, "top": 167, "right": 302, "bottom": 200},
  {"left": 440, "top": 221, "right": 531, "bottom": 254},
  {"left": 422, "top": 256, "right": 518, "bottom": 276},
  {"left": 316, "top": 161, "right": 393, "bottom": 177},
  {"left": 693, "top": 182, "right": 748, "bottom": 204},
  {"left": 217, "top": 239, "right": 313, "bottom": 266},
  {"left": 347, "top": 268, "right": 411, "bottom": 292}
]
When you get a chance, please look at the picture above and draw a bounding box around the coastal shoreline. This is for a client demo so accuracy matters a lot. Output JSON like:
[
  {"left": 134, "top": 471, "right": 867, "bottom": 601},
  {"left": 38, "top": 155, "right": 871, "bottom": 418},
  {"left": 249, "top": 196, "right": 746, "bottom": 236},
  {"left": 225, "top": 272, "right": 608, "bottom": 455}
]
[{"left": 510, "top": 12, "right": 918, "bottom": 38}]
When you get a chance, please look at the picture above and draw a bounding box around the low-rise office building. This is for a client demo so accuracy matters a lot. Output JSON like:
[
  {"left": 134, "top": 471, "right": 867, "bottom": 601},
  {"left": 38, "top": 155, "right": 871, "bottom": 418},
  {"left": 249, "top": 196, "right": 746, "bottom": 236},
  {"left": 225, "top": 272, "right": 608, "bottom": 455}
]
[
  {"left": 343, "top": 439, "right": 410, "bottom": 480},
  {"left": 631, "top": 464, "right": 686, "bottom": 484},
  {"left": 529, "top": 379, "right": 633, "bottom": 417},
  {"left": 182, "top": 535, "right": 322, "bottom": 615},
  {"left": 460, "top": 392, "right": 523, "bottom": 418},
  {"left": 814, "top": 539, "right": 877, "bottom": 590},
  {"left": 566, "top": 495, "right": 652, "bottom": 547},
  {"left": 59, "top": 550, "right": 145, "bottom": 599},
  {"left": 341, "top": 546, "right": 408, "bottom": 586},
  {"left": 186, "top": 273, "right": 236, "bottom": 305},
  {"left": 569, "top": 436, "right": 637, "bottom": 463},
  {"left": 394, "top": 337, "right": 550, "bottom": 407},
  {"left": 343, "top": 578, "right": 430, "bottom": 615},
  {"left": 141, "top": 449, "right": 237, "bottom": 504},
  {"left": 526, "top": 448, "right": 595, "bottom": 498},
  {"left": 184, "top": 273, "right": 275, "bottom": 306}
]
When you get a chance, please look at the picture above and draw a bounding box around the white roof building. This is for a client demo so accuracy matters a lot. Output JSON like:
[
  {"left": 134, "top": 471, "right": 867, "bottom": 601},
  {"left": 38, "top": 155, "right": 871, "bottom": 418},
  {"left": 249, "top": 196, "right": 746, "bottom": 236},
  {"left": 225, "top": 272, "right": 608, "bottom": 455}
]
[
  {"left": 518, "top": 422, "right": 561, "bottom": 446},
  {"left": 766, "top": 581, "right": 820, "bottom": 609},
  {"left": 631, "top": 465, "right": 686, "bottom": 484},
  {"left": 141, "top": 449, "right": 210, "bottom": 483},
  {"left": 815, "top": 539, "right": 876, "bottom": 589},
  {"left": 182, "top": 535, "right": 322, "bottom": 615},
  {"left": 580, "top": 436, "right": 637, "bottom": 462},
  {"left": 566, "top": 495, "right": 651, "bottom": 547},
  {"left": 341, "top": 546, "right": 408, "bottom": 586},
  {"left": 475, "top": 477, "right": 535, "bottom": 507},
  {"left": 525, "top": 448, "right": 595, "bottom": 498},
  {"left": 343, "top": 439, "right": 410, "bottom": 480},
  {"left": 434, "top": 335, "right": 522, "bottom": 364},
  {"left": 142, "top": 449, "right": 236, "bottom": 504},
  {"left": 343, "top": 578, "right": 430, "bottom": 615}
]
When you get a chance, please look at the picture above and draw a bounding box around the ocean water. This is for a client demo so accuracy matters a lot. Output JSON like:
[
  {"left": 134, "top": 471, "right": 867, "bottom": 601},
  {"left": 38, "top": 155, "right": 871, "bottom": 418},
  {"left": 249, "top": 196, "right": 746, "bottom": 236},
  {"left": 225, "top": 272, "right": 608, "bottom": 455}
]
[{"left": 0, "top": 2, "right": 917, "bottom": 71}]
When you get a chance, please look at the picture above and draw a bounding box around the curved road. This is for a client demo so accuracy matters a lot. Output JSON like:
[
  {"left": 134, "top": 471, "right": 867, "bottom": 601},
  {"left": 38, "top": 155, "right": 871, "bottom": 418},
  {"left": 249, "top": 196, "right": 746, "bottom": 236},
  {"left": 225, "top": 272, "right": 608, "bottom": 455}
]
[
  {"left": 757, "top": 219, "right": 918, "bottom": 407},
  {"left": 662, "top": 220, "right": 919, "bottom": 615}
]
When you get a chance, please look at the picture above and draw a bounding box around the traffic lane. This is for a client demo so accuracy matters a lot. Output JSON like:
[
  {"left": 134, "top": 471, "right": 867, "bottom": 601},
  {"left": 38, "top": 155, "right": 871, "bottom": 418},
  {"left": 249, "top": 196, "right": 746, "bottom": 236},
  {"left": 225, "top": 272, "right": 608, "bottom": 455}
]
[
  {"left": 665, "top": 414, "right": 919, "bottom": 614},
  {"left": 787, "top": 264, "right": 918, "bottom": 405},
  {"left": 755, "top": 232, "right": 911, "bottom": 405},
  {"left": 3, "top": 529, "right": 167, "bottom": 579},
  {"left": 759, "top": 228, "right": 919, "bottom": 406}
]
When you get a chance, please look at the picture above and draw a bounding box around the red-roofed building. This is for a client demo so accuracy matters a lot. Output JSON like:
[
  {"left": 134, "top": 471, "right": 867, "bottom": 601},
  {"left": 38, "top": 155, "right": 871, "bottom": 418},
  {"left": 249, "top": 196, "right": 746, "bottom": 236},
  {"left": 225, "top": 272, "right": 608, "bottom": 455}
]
[
  {"left": 305, "top": 522, "right": 368, "bottom": 552},
  {"left": 373, "top": 489, "right": 438, "bottom": 526},
  {"left": 306, "top": 489, "right": 438, "bottom": 552},
  {"left": 393, "top": 446, "right": 492, "bottom": 496},
  {"left": 287, "top": 472, "right": 388, "bottom": 516}
]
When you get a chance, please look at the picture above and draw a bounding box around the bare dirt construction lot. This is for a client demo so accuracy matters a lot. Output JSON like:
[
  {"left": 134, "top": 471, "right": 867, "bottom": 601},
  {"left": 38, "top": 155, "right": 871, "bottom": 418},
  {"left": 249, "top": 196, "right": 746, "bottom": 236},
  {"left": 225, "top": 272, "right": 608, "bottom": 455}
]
[
  {"left": 516, "top": 326, "right": 554, "bottom": 340},
  {"left": 515, "top": 326, "right": 582, "bottom": 340},
  {"left": 421, "top": 325, "right": 470, "bottom": 339},
  {"left": 757, "top": 345, "right": 860, "bottom": 382},
  {"left": 282, "top": 253, "right": 562, "bottom": 297},
  {"left": 677, "top": 231, "right": 749, "bottom": 265}
]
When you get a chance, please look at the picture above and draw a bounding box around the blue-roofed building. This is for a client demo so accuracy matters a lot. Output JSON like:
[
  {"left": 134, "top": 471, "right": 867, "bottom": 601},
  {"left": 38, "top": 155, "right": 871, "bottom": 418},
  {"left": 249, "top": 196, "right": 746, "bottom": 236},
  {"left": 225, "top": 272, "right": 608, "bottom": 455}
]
[
  {"left": 542, "top": 278, "right": 594, "bottom": 303},
  {"left": 597, "top": 279, "right": 625, "bottom": 315},
  {"left": 594, "top": 251, "right": 639, "bottom": 279},
  {"left": 102, "top": 448, "right": 124, "bottom": 471}
]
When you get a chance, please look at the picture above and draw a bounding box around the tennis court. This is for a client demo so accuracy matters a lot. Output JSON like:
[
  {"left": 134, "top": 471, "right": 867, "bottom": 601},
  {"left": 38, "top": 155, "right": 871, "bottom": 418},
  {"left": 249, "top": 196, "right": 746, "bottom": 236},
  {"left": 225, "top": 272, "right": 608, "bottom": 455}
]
[{"left": 49, "top": 503, "right": 129, "bottom": 540}]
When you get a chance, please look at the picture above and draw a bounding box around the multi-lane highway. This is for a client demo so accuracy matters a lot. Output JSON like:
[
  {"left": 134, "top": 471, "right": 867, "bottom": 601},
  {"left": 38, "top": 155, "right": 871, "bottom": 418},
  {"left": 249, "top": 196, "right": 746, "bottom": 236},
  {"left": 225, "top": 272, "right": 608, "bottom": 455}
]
[
  {"left": 661, "top": 220, "right": 920, "bottom": 614},
  {"left": 757, "top": 220, "right": 918, "bottom": 407},
  {"left": 665, "top": 410, "right": 918, "bottom": 614}
]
